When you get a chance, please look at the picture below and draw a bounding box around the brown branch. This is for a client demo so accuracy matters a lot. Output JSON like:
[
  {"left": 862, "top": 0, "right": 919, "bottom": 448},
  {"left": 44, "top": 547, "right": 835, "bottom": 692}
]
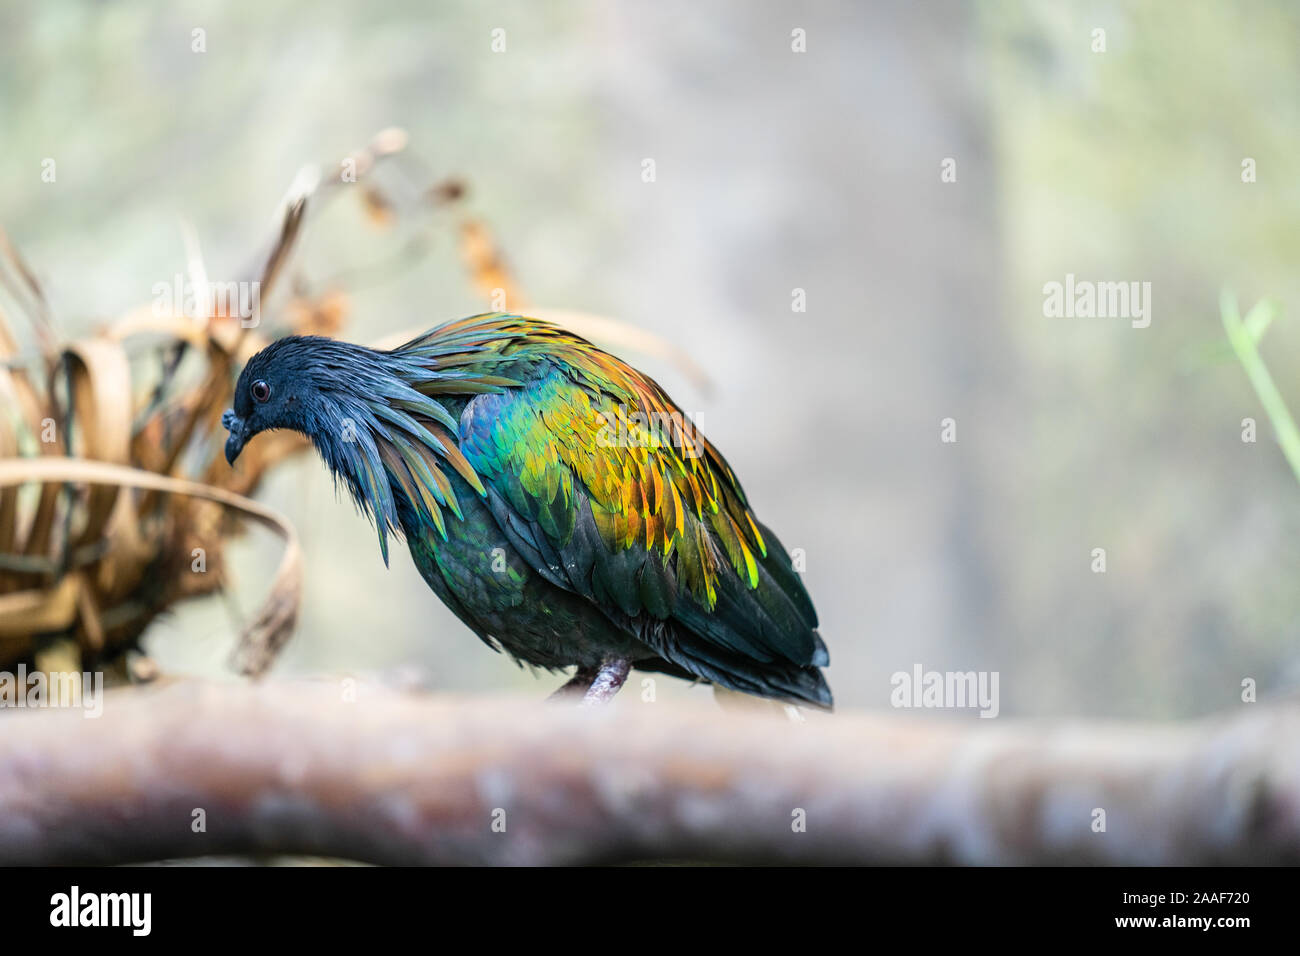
[{"left": 0, "top": 679, "right": 1296, "bottom": 865}]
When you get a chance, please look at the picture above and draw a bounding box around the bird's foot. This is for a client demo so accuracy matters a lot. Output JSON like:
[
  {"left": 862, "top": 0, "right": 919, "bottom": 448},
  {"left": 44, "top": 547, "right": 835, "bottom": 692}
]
[
  {"left": 581, "top": 658, "right": 632, "bottom": 706},
  {"left": 549, "top": 665, "right": 599, "bottom": 700}
]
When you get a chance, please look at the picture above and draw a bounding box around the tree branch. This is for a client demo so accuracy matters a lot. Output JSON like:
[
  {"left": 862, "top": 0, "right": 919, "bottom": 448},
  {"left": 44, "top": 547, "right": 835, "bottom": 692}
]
[{"left": 0, "top": 679, "right": 1295, "bottom": 865}]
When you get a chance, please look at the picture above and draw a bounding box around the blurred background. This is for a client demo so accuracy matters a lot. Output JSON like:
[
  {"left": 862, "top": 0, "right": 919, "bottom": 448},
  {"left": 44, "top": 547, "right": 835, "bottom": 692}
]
[{"left": 2, "top": 0, "right": 1299, "bottom": 720}]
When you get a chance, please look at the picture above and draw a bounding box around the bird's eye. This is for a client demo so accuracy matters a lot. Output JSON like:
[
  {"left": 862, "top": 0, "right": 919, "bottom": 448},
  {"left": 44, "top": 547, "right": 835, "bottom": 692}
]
[{"left": 250, "top": 380, "right": 271, "bottom": 403}]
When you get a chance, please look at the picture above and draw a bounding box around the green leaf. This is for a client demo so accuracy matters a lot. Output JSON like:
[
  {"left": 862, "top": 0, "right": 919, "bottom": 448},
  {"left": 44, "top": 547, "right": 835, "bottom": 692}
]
[
  {"left": 1242, "top": 297, "right": 1282, "bottom": 345},
  {"left": 1221, "top": 290, "right": 1300, "bottom": 487}
]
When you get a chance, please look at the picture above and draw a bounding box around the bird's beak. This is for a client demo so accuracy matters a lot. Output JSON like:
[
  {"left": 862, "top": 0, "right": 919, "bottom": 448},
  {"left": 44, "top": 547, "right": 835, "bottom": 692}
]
[{"left": 221, "top": 409, "right": 245, "bottom": 465}]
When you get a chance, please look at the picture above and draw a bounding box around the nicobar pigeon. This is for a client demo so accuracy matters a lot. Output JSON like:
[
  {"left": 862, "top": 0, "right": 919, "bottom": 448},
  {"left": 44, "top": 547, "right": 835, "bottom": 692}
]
[{"left": 221, "top": 313, "right": 831, "bottom": 707}]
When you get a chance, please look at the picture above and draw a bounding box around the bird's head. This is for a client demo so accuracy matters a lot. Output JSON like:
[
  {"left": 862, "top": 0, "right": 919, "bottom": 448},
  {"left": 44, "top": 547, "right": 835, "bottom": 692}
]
[
  {"left": 220, "top": 333, "right": 482, "bottom": 561},
  {"left": 221, "top": 335, "right": 339, "bottom": 466}
]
